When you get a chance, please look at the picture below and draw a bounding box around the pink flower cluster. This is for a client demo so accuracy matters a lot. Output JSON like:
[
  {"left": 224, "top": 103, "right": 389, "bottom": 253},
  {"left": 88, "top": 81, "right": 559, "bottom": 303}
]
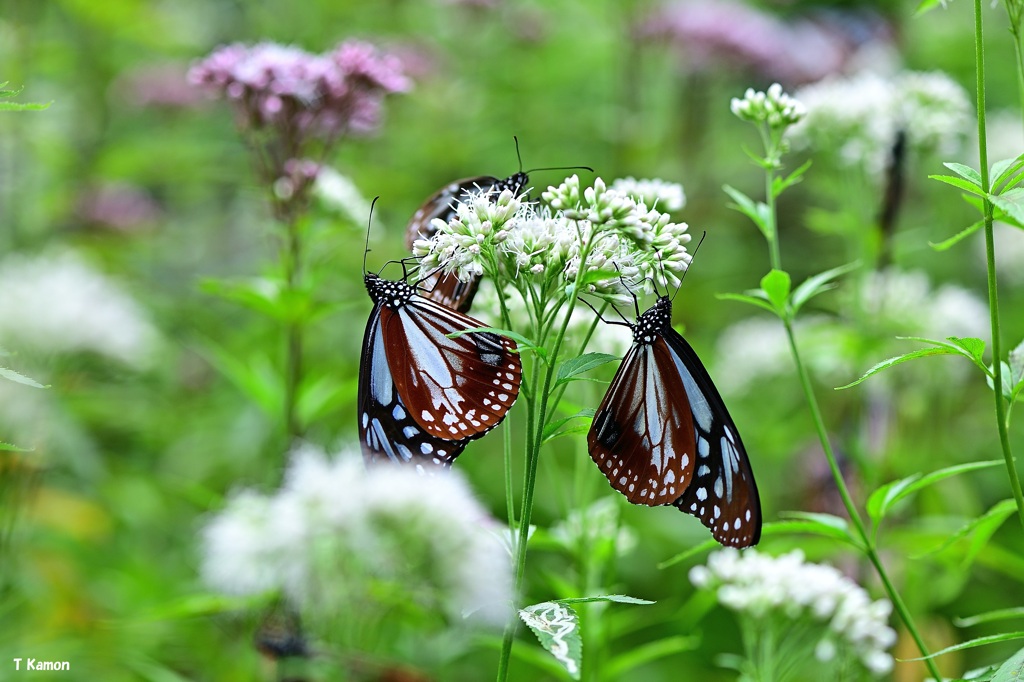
[{"left": 188, "top": 40, "right": 410, "bottom": 139}]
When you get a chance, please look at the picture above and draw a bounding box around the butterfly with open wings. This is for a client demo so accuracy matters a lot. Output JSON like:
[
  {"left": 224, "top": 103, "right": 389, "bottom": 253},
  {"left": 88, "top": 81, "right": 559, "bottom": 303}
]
[{"left": 587, "top": 294, "right": 761, "bottom": 548}]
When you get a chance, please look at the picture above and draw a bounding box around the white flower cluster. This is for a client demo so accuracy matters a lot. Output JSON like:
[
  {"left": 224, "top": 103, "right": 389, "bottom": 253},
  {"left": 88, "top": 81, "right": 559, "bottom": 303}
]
[
  {"left": 412, "top": 175, "right": 693, "bottom": 300},
  {"left": 610, "top": 177, "right": 686, "bottom": 212},
  {"left": 859, "top": 268, "right": 988, "bottom": 341},
  {"left": 312, "top": 166, "right": 374, "bottom": 225},
  {"left": 788, "top": 70, "right": 972, "bottom": 177},
  {"left": 730, "top": 83, "right": 807, "bottom": 128},
  {"left": 690, "top": 548, "right": 896, "bottom": 676},
  {"left": 550, "top": 497, "right": 637, "bottom": 557},
  {"left": 201, "top": 444, "right": 512, "bottom": 626},
  {"left": 0, "top": 251, "right": 159, "bottom": 368}
]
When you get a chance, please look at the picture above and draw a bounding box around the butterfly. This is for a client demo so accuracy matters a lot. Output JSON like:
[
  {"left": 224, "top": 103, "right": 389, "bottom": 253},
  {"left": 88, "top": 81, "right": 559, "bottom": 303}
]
[
  {"left": 586, "top": 295, "right": 761, "bottom": 548},
  {"left": 358, "top": 267, "right": 523, "bottom": 469},
  {"left": 405, "top": 172, "right": 530, "bottom": 313}
]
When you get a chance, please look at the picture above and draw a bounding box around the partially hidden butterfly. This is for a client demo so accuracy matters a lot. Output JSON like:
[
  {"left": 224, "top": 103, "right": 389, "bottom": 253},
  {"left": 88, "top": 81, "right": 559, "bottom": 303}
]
[
  {"left": 587, "top": 295, "right": 761, "bottom": 547},
  {"left": 405, "top": 172, "right": 529, "bottom": 313},
  {"left": 358, "top": 267, "right": 523, "bottom": 469}
]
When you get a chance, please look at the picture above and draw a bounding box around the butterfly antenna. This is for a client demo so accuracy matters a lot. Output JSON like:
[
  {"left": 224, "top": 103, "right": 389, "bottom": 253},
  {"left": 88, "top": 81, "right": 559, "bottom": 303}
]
[
  {"left": 524, "top": 164, "right": 595, "bottom": 175},
  {"left": 363, "top": 196, "right": 380, "bottom": 273},
  {"left": 672, "top": 231, "right": 707, "bottom": 301},
  {"left": 514, "top": 135, "right": 524, "bottom": 173}
]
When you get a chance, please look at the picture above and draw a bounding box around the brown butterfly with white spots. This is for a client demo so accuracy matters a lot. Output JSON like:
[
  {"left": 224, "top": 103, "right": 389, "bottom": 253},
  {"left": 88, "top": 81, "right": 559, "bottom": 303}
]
[{"left": 587, "top": 295, "right": 761, "bottom": 547}]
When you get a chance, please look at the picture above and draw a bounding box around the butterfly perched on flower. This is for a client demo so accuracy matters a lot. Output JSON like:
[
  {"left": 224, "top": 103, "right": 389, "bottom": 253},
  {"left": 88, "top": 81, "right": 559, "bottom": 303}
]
[
  {"left": 587, "top": 294, "right": 761, "bottom": 548},
  {"left": 358, "top": 261, "right": 523, "bottom": 469},
  {"left": 405, "top": 173, "right": 530, "bottom": 313}
]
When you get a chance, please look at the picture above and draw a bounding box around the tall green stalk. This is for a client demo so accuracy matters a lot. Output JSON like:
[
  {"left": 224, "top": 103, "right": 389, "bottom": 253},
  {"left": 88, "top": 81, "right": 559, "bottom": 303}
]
[{"left": 977, "top": 0, "right": 1024, "bottom": 530}]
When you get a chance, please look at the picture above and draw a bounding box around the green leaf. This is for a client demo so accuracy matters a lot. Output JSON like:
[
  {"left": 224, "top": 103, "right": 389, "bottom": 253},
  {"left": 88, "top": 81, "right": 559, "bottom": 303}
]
[
  {"left": 944, "top": 162, "right": 984, "bottom": 186},
  {"left": 992, "top": 647, "right": 1024, "bottom": 682},
  {"left": 557, "top": 594, "right": 655, "bottom": 606},
  {"left": 1010, "top": 339, "right": 1024, "bottom": 386},
  {"left": 790, "top": 261, "right": 860, "bottom": 315},
  {"left": 519, "top": 602, "right": 583, "bottom": 680},
  {"left": 141, "top": 593, "right": 259, "bottom": 620},
  {"left": 945, "top": 337, "right": 987, "bottom": 369},
  {"left": 605, "top": 636, "right": 701, "bottom": 679},
  {"left": 723, "top": 185, "right": 770, "bottom": 235},
  {"left": 760, "top": 269, "right": 791, "bottom": 314},
  {"left": 0, "top": 101, "right": 52, "bottom": 111},
  {"left": 992, "top": 153, "right": 1024, "bottom": 189},
  {"left": 0, "top": 441, "right": 32, "bottom": 452},
  {"left": 929, "top": 219, "right": 984, "bottom": 251},
  {"left": 555, "top": 353, "right": 620, "bottom": 387},
  {"left": 867, "top": 460, "right": 1002, "bottom": 527},
  {"left": 957, "top": 608, "right": 1024, "bottom": 628},
  {"left": 776, "top": 511, "right": 858, "bottom": 545},
  {"left": 196, "top": 342, "right": 281, "bottom": 416},
  {"left": 990, "top": 188, "right": 1024, "bottom": 225},
  {"left": 915, "top": 0, "right": 951, "bottom": 14},
  {"left": 836, "top": 346, "right": 961, "bottom": 389},
  {"left": 917, "top": 499, "right": 1018, "bottom": 559},
  {"left": 772, "top": 160, "right": 812, "bottom": 196},
  {"left": 543, "top": 408, "right": 596, "bottom": 442},
  {"left": 908, "top": 632, "right": 1024, "bottom": 661},
  {"left": 0, "top": 367, "right": 47, "bottom": 389},
  {"left": 449, "top": 326, "right": 545, "bottom": 357},
  {"left": 658, "top": 538, "right": 720, "bottom": 568},
  {"left": 716, "top": 291, "right": 777, "bottom": 315},
  {"left": 929, "top": 173, "right": 987, "bottom": 196}
]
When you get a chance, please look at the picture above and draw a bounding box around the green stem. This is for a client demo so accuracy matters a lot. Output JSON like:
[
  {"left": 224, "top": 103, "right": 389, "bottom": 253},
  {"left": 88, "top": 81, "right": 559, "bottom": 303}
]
[
  {"left": 977, "top": 0, "right": 1024, "bottom": 530},
  {"left": 763, "top": 154, "right": 782, "bottom": 271},
  {"left": 282, "top": 212, "right": 303, "bottom": 441},
  {"left": 781, "top": 320, "right": 941, "bottom": 681}
]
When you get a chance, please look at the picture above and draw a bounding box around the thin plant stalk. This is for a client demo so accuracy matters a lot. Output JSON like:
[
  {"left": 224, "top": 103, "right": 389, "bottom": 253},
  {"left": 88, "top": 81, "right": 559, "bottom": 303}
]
[{"left": 976, "top": 0, "right": 1024, "bottom": 528}]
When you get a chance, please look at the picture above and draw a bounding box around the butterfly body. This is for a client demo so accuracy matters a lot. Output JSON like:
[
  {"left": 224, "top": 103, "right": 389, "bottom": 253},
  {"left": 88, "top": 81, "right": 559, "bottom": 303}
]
[
  {"left": 588, "top": 296, "right": 761, "bottom": 547},
  {"left": 406, "top": 173, "right": 530, "bottom": 313},
  {"left": 359, "top": 272, "right": 522, "bottom": 468}
]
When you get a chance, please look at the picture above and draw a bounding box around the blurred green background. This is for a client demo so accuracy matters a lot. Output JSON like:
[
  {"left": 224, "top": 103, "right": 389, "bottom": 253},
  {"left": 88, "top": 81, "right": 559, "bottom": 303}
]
[{"left": 2, "top": 0, "right": 1024, "bottom": 679}]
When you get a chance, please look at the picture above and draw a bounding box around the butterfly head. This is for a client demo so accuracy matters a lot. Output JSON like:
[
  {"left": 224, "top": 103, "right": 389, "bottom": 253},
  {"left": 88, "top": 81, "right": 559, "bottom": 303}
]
[
  {"left": 633, "top": 296, "right": 673, "bottom": 345},
  {"left": 498, "top": 172, "right": 530, "bottom": 196},
  {"left": 365, "top": 272, "right": 415, "bottom": 310}
]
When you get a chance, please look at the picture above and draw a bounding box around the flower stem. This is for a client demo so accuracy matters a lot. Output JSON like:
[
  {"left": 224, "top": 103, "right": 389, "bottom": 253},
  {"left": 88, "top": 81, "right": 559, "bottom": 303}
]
[
  {"left": 975, "top": 0, "right": 1024, "bottom": 529},
  {"left": 781, "top": 320, "right": 941, "bottom": 681},
  {"left": 282, "top": 213, "right": 304, "bottom": 441}
]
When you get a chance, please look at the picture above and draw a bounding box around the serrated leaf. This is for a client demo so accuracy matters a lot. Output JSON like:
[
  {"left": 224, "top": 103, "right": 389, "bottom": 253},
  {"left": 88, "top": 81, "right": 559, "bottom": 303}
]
[
  {"left": 908, "top": 632, "right": 1024, "bottom": 661},
  {"left": 605, "top": 635, "right": 700, "bottom": 679},
  {"left": 0, "top": 441, "right": 32, "bottom": 452},
  {"left": 992, "top": 647, "right": 1024, "bottom": 682},
  {"left": 836, "top": 346, "right": 960, "bottom": 389},
  {"left": 558, "top": 594, "right": 655, "bottom": 605},
  {"left": 930, "top": 173, "right": 987, "bottom": 196},
  {"left": 0, "top": 101, "right": 52, "bottom": 111},
  {"left": 948, "top": 337, "right": 986, "bottom": 364},
  {"left": 929, "top": 219, "right": 984, "bottom": 251},
  {"left": 519, "top": 602, "right": 582, "bottom": 680},
  {"left": 990, "top": 188, "right": 1024, "bottom": 225},
  {"left": 956, "top": 607, "right": 1024, "bottom": 628},
  {"left": 992, "top": 153, "right": 1024, "bottom": 189},
  {"left": 944, "top": 162, "right": 984, "bottom": 185},
  {"left": 555, "top": 353, "right": 620, "bottom": 387},
  {"left": 790, "top": 261, "right": 860, "bottom": 314},
  {"left": 715, "top": 292, "right": 777, "bottom": 315},
  {"left": 868, "top": 460, "right": 1002, "bottom": 527},
  {"left": 0, "top": 367, "right": 47, "bottom": 389},
  {"left": 760, "top": 269, "right": 791, "bottom": 313}
]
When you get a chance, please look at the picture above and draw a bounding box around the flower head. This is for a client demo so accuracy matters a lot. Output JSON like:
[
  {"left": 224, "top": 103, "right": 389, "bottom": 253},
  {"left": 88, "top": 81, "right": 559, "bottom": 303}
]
[
  {"left": 691, "top": 548, "right": 896, "bottom": 675},
  {"left": 731, "top": 83, "right": 806, "bottom": 129},
  {"left": 0, "top": 251, "right": 159, "bottom": 367},
  {"left": 610, "top": 177, "right": 686, "bottom": 212},
  {"left": 200, "top": 444, "right": 511, "bottom": 628}
]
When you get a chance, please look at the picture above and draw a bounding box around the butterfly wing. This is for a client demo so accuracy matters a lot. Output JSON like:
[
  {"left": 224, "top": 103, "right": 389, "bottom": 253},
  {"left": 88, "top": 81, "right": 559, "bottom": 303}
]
[
  {"left": 358, "top": 305, "right": 467, "bottom": 468},
  {"left": 406, "top": 177, "right": 499, "bottom": 313},
  {"left": 664, "top": 329, "right": 761, "bottom": 548},
  {"left": 588, "top": 337, "right": 698, "bottom": 506},
  {"left": 381, "top": 295, "right": 522, "bottom": 441}
]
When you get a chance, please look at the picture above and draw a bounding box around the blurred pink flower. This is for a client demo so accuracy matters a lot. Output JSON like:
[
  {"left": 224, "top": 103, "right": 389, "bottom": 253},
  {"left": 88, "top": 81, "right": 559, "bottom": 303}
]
[
  {"left": 639, "top": 0, "right": 854, "bottom": 85},
  {"left": 188, "top": 40, "right": 410, "bottom": 141},
  {"left": 113, "top": 63, "right": 205, "bottom": 109},
  {"left": 77, "top": 182, "right": 162, "bottom": 232}
]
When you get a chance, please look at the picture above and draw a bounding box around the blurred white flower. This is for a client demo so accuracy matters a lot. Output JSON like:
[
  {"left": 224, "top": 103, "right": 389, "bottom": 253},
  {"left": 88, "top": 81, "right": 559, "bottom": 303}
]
[
  {"left": 313, "top": 167, "right": 373, "bottom": 225},
  {"left": 691, "top": 548, "right": 896, "bottom": 676},
  {"left": 730, "top": 82, "right": 806, "bottom": 128},
  {"left": 610, "top": 177, "right": 687, "bottom": 212},
  {"left": 859, "top": 268, "right": 988, "bottom": 340},
  {"left": 982, "top": 109, "right": 1024, "bottom": 162},
  {"left": 789, "top": 70, "right": 972, "bottom": 178},
  {"left": 0, "top": 251, "right": 159, "bottom": 368},
  {"left": 975, "top": 222, "right": 1024, "bottom": 286},
  {"left": 200, "top": 443, "right": 512, "bottom": 627},
  {"left": 550, "top": 497, "right": 637, "bottom": 557}
]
